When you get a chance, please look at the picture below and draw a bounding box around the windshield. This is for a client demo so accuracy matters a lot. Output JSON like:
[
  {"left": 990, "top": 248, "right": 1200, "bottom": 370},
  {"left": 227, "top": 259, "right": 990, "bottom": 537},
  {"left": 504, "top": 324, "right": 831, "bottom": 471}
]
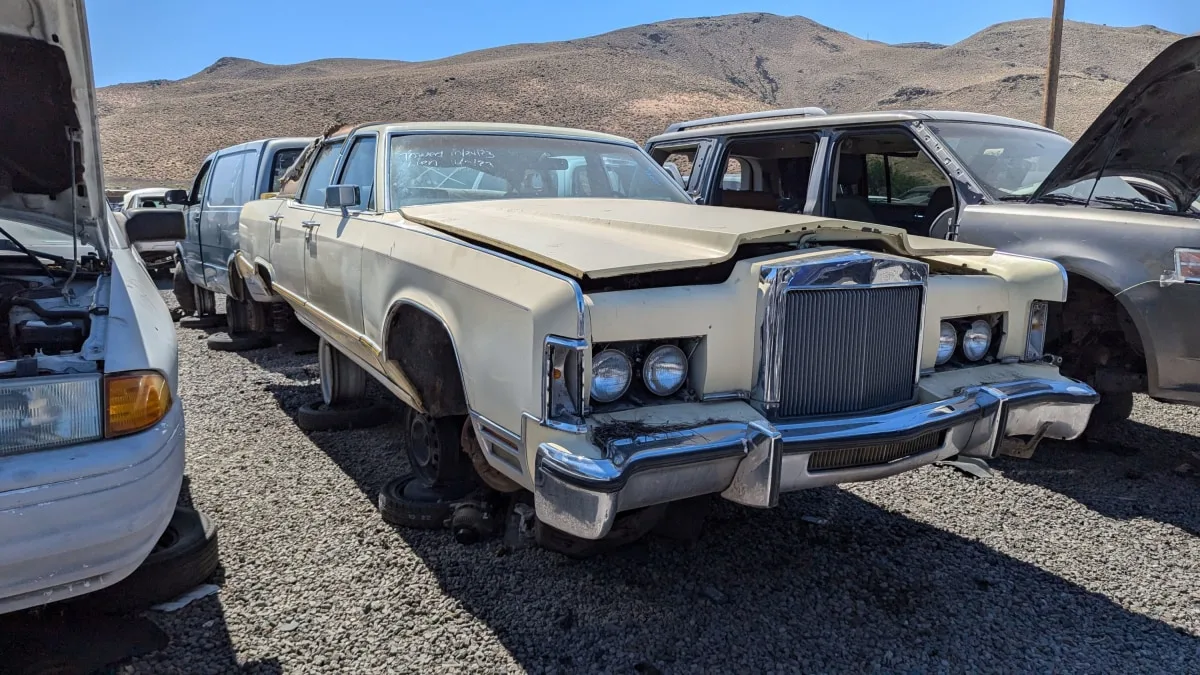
[
  {"left": 928, "top": 121, "right": 1157, "bottom": 207},
  {"left": 388, "top": 134, "right": 691, "bottom": 209}
]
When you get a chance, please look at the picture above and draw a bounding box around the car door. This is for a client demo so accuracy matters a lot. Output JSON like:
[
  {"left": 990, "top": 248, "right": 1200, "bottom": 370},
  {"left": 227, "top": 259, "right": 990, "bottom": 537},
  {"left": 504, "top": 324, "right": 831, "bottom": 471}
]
[
  {"left": 647, "top": 139, "right": 717, "bottom": 203},
  {"left": 182, "top": 157, "right": 212, "bottom": 285},
  {"left": 304, "top": 133, "right": 377, "bottom": 345},
  {"left": 199, "top": 148, "right": 257, "bottom": 292},
  {"left": 270, "top": 138, "right": 345, "bottom": 304}
]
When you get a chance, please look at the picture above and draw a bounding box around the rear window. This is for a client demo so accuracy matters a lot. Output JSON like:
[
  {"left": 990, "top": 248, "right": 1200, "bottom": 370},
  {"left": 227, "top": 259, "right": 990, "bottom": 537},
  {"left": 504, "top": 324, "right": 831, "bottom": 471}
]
[{"left": 270, "top": 148, "right": 303, "bottom": 193}]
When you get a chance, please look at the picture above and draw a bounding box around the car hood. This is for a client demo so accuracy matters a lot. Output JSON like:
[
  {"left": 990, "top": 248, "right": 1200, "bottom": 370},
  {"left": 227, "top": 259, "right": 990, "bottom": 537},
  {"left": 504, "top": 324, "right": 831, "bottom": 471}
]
[
  {"left": 1031, "top": 35, "right": 1200, "bottom": 208},
  {"left": 0, "top": 0, "right": 107, "bottom": 254},
  {"left": 399, "top": 199, "right": 993, "bottom": 281}
]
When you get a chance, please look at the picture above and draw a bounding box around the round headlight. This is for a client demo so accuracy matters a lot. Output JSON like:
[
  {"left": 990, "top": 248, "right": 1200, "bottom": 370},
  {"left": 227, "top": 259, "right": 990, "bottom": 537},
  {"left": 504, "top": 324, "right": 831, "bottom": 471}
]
[
  {"left": 643, "top": 344, "right": 688, "bottom": 396},
  {"left": 936, "top": 321, "right": 957, "bottom": 365},
  {"left": 961, "top": 319, "right": 992, "bottom": 362},
  {"left": 590, "top": 350, "right": 632, "bottom": 403}
]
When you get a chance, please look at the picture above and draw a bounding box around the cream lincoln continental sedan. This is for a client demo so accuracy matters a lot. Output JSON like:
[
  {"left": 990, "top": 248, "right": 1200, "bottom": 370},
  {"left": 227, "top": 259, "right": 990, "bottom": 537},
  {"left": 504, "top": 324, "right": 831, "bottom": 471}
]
[{"left": 232, "top": 121, "right": 1097, "bottom": 546}]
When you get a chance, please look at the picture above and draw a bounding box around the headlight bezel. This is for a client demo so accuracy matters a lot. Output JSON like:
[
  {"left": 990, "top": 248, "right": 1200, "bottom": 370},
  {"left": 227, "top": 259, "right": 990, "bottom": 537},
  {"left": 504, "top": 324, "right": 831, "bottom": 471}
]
[{"left": 934, "top": 314, "right": 1003, "bottom": 369}]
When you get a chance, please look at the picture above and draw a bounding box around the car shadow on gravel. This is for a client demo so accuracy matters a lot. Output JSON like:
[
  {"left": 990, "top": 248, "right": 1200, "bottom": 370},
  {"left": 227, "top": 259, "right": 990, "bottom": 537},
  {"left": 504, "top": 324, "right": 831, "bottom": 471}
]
[
  {"left": 259, "top": 374, "right": 1200, "bottom": 672},
  {"left": 999, "top": 420, "right": 1200, "bottom": 537},
  {"left": 0, "top": 477, "right": 282, "bottom": 675}
]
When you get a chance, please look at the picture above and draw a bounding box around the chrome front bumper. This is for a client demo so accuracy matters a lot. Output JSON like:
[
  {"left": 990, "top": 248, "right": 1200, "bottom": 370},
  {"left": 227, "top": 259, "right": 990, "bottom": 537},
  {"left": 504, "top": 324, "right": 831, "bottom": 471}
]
[{"left": 534, "top": 377, "right": 1097, "bottom": 540}]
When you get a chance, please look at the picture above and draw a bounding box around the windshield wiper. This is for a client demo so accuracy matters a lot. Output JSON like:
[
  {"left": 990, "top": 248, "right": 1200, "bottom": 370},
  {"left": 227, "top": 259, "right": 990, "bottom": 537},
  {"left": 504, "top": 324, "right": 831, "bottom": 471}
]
[
  {"left": 0, "top": 225, "right": 57, "bottom": 279},
  {"left": 1089, "top": 195, "right": 1173, "bottom": 212},
  {"left": 996, "top": 195, "right": 1031, "bottom": 202},
  {"left": 1032, "top": 193, "right": 1090, "bottom": 206}
]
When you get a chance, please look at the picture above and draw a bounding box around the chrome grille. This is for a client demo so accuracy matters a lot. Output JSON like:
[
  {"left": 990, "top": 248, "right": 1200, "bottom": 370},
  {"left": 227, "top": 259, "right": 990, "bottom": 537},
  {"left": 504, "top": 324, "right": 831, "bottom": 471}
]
[
  {"left": 777, "top": 285, "right": 922, "bottom": 417},
  {"left": 807, "top": 431, "right": 943, "bottom": 472}
]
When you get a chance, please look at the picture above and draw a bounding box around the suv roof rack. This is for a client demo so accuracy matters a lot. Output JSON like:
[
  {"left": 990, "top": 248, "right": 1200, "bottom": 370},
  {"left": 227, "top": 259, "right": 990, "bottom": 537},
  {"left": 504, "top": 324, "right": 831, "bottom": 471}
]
[{"left": 664, "top": 107, "right": 829, "bottom": 134}]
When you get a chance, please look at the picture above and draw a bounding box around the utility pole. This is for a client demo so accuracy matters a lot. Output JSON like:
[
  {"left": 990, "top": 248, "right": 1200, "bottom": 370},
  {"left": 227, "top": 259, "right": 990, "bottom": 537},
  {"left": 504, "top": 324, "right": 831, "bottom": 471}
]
[{"left": 1042, "top": 0, "right": 1066, "bottom": 128}]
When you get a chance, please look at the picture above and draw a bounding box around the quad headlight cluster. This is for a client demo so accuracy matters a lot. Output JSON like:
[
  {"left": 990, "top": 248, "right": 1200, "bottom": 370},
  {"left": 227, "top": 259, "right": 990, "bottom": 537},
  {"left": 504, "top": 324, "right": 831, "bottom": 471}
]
[
  {"left": 935, "top": 316, "right": 1000, "bottom": 366},
  {"left": 590, "top": 342, "right": 690, "bottom": 404}
]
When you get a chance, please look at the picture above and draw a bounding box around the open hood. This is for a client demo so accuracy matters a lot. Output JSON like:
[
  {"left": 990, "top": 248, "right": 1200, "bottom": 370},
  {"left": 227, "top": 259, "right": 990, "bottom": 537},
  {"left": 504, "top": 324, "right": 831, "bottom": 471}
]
[
  {"left": 0, "top": 0, "right": 107, "bottom": 254},
  {"left": 399, "top": 199, "right": 992, "bottom": 281},
  {"left": 1031, "top": 35, "right": 1200, "bottom": 208}
]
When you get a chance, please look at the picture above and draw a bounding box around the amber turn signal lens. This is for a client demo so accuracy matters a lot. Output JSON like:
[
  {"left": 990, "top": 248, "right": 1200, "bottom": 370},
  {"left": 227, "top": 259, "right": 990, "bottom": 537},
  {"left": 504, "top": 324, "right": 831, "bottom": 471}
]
[{"left": 105, "top": 371, "right": 172, "bottom": 438}]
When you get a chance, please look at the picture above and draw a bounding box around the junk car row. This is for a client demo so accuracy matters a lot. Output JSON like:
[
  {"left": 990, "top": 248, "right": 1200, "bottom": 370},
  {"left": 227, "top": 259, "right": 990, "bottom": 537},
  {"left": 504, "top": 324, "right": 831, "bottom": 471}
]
[{"left": 3, "top": 0, "right": 1199, "bottom": 610}]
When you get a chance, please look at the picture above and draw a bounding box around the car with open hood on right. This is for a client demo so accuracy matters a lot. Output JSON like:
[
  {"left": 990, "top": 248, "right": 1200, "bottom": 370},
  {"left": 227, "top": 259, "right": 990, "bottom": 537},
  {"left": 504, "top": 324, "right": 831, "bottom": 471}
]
[{"left": 646, "top": 35, "right": 1200, "bottom": 433}]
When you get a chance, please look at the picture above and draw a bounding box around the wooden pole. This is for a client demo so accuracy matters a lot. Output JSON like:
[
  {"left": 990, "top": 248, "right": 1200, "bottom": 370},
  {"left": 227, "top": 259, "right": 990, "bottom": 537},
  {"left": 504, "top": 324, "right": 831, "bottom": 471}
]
[{"left": 1042, "top": 0, "right": 1066, "bottom": 128}]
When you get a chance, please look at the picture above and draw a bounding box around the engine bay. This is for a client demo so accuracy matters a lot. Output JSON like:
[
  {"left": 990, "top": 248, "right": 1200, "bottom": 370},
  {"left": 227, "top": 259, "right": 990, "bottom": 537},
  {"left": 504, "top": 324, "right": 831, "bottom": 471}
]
[{"left": 0, "top": 272, "right": 106, "bottom": 377}]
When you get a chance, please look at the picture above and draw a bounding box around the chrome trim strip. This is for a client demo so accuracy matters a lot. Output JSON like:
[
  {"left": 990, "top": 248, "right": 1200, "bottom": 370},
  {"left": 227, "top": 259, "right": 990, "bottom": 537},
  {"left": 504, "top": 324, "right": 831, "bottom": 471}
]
[
  {"left": 702, "top": 391, "right": 750, "bottom": 402},
  {"left": 542, "top": 335, "right": 589, "bottom": 434}
]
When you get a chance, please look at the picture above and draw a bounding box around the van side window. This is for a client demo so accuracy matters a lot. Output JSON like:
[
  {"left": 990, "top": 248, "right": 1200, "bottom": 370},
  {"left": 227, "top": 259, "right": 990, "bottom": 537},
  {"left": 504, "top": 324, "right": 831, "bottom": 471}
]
[
  {"left": 189, "top": 159, "right": 212, "bottom": 204},
  {"left": 336, "top": 136, "right": 377, "bottom": 210},
  {"left": 237, "top": 150, "right": 260, "bottom": 204},
  {"left": 206, "top": 151, "right": 247, "bottom": 206},
  {"left": 299, "top": 140, "right": 345, "bottom": 207},
  {"left": 833, "top": 131, "right": 953, "bottom": 235},
  {"left": 270, "top": 148, "right": 302, "bottom": 192}
]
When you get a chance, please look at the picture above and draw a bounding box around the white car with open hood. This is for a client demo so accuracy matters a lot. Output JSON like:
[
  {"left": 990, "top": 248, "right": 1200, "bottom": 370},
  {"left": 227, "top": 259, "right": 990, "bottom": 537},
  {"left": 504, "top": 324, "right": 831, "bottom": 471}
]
[
  {"left": 234, "top": 122, "right": 1098, "bottom": 549},
  {"left": 0, "top": 0, "right": 212, "bottom": 613}
]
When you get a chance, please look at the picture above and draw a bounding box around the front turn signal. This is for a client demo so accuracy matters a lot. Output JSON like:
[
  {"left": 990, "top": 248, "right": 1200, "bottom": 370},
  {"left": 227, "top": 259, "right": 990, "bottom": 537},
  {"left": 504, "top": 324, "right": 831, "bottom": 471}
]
[{"left": 105, "top": 371, "right": 172, "bottom": 438}]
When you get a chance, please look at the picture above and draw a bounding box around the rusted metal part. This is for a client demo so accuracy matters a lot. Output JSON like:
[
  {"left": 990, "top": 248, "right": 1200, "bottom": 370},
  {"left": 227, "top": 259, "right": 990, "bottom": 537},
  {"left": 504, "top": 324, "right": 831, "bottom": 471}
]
[{"left": 461, "top": 418, "right": 522, "bottom": 493}]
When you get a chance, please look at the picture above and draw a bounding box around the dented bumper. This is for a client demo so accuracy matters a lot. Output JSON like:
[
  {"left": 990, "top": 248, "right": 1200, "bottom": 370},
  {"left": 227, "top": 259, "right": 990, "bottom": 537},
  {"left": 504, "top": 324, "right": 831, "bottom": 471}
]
[{"left": 533, "top": 373, "right": 1097, "bottom": 540}]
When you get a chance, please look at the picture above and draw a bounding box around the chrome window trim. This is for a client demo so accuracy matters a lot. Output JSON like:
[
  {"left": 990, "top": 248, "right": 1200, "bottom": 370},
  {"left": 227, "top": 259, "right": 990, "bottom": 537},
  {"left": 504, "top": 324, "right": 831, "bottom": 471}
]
[{"left": 755, "top": 249, "right": 929, "bottom": 409}]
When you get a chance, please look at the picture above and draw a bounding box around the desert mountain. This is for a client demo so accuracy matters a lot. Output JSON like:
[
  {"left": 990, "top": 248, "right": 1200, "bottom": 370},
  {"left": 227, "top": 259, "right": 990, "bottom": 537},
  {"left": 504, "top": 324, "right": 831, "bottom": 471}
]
[{"left": 96, "top": 13, "right": 1183, "bottom": 185}]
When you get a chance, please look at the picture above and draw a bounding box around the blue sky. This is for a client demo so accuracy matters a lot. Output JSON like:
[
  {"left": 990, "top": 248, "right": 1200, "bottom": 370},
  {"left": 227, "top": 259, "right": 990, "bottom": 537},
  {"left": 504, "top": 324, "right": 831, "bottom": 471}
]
[{"left": 89, "top": 0, "right": 1197, "bottom": 87}]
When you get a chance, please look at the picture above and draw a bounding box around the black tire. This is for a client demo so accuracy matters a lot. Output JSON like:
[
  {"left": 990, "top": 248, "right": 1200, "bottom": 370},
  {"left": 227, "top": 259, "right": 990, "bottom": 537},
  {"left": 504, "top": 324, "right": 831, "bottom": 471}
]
[
  {"left": 206, "top": 332, "right": 271, "bottom": 352},
  {"left": 1085, "top": 391, "right": 1134, "bottom": 434},
  {"left": 178, "top": 314, "right": 226, "bottom": 329},
  {"left": 378, "top": 474, "right": 472, "bottom": 529},
  {"left": 319, "top": 339, "right": 367, "bottom": 406},
  {"left": 86, "top": 506, "right": 219, "bottom": 613},
  {"left": 172, "top": 260, "right": 196, "bottom": 315},
  {"left": 225, "top": 295, "right": 267, "bottom": 335},
  {"left": 296, "top": 400, "right": 390, "bottom": 432},
  {"left": 269, "top": 301, "right": 296, "bottom": 334},
  {"left": 404, "top": 408, "right": 471, "bottom": 486}
]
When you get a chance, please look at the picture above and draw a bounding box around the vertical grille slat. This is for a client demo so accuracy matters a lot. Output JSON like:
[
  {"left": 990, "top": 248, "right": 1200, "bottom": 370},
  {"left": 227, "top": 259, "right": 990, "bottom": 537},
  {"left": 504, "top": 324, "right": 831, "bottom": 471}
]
[{"left": 776, "top": 285, "right": 922, "bottom": 418}]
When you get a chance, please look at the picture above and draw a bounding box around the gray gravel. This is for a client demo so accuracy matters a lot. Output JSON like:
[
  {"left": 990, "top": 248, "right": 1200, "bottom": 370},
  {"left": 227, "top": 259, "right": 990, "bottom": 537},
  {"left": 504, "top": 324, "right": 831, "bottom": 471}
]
[{"left": 124, "top": 291, "right": 1199, "bottom": 673}]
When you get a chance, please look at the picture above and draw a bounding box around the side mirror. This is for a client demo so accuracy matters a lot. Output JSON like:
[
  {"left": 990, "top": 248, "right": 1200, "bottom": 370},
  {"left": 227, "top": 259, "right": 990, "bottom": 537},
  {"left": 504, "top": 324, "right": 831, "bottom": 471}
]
[
  {"left": 124, "top": 207, "right": 185, "bottom": 243},
  {"left": 324, "top": 184, "right": 360, "bottom": 210},
  {"left": 163, "top": 189, "right": 189, "bottom": 205},
  {"left": 662, "top": 162, "right": 687, "bottom": 189}
]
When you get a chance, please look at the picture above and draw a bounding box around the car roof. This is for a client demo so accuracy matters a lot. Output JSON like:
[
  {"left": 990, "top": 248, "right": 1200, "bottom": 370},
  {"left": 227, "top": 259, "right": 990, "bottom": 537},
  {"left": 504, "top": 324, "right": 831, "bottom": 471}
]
[
  {"left": 347, "top": 121, "right": 637, "bottom": 146},
  {"left": 646, "top": 109, "right": 1057, "bottom": 145},
  {"left": 214, "top": 137, "right": 315, "bottom": 156}
]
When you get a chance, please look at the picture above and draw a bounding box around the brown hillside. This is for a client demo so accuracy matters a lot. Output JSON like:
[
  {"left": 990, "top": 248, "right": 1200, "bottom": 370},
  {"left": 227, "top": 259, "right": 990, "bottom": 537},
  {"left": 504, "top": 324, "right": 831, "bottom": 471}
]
[{"left": 96, "top": 13, "right": 1183, "bottom": 185}]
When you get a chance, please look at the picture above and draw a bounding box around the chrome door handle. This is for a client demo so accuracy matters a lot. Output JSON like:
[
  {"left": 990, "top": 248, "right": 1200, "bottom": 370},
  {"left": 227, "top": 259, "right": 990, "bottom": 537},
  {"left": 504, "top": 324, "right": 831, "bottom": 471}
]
[
  {"left": 300, "top": 220, "right": 319, "bottom": 228},
  {"left": 267, "top": 215, "right": 283, "bottom": 222}
]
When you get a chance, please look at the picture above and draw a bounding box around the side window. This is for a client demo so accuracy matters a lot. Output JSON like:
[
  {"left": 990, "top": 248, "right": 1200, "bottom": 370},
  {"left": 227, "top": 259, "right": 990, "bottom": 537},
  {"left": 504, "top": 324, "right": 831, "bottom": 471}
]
[
  {"left": 238, "top": 150, "right": 260, "bottom": 204},
  {"left": 662, "top": 151, "right": 695, "bottom": 187},
  {"left": 269, "top": 148, "right": 302, "bottom": 192},
  {"left": 189, "top": 159, "right": 212, "bottom": 204},
  {"left": 722, "top": 158, "right": 746, "bottom": 191},
  {"left": 834, "top": 130, "right": 953, "bottom": 233},
  {"left": 865, "top": 154, "right": 942, "bottom": 206},
  {"left": 205, "top": 152, "right": 245, "bottom": 206},
  {"left": 299, "top": 140, "right": 345, "bottom": 206},
  {"left": 650, "top": 141, "right": 715, "bottom": 201},
  {"left": 335, "top": 135, "right": 377, "bottom": 210}
]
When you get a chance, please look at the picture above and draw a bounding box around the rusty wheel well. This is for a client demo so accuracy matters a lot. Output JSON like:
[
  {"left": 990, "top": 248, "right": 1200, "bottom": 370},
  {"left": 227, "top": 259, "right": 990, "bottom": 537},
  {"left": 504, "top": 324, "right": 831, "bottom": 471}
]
[
  {"left": 1049, "top": 273, "right": 1146, "bottom": 392},
  {"left": 384, "top": 305, "right": 468, "bottom": 418}
]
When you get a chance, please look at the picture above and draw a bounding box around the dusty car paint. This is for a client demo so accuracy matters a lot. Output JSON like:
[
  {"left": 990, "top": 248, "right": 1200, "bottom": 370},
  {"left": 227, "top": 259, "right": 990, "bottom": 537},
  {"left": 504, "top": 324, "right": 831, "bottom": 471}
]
[{"left": 236, "top": 122, "right": 1095, "bottom": 541}]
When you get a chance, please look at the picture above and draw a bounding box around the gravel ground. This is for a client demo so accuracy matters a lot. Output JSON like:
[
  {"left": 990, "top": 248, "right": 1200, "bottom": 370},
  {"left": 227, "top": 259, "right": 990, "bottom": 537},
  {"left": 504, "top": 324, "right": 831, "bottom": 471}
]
[{"left": 115, "top": 291, "right": 1200, "bottom": 674}]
